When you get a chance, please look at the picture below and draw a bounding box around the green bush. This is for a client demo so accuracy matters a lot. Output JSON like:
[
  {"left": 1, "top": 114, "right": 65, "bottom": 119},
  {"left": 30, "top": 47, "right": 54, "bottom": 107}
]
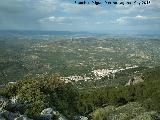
[
  {"left": 93, "top": 102, "right": 157, "bottom": 120},
  {"left": 0, "top": 74, "right": 79, "bottom": 117},
  {"left": 93, "top": 106, "right": 115, "bottom": 120}
]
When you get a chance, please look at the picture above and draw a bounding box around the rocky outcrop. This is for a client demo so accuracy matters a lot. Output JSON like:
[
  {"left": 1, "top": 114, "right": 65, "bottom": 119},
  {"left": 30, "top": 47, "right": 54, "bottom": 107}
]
[
  {"left": 41, "top": 108, "right": 67, "bottom": 120},
  {"left": 1, "top": 96, "right": 84, "bottom": 120},
  {"left": 14, "top": 115, "right": 33, "bottom": 120},
  {"left": 40, "top": 108, "right": 54, "bottom": 120},
  {"left": 0, "top": 96, "right": 33, "bottom": 120},
  {"left": 0, "top": 109, "right": 32, "bottom": 120},
  {"left": 125, "top": 76, "right": 144, "bottom": 86},
  {"left": 0, "top": 95, "right": 69, "bottom": 120}
]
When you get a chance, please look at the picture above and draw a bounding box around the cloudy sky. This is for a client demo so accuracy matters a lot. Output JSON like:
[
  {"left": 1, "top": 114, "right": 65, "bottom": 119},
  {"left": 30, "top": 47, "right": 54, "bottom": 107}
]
[{"left": 0, "top": 0, "right": 160, "bottom": 33}]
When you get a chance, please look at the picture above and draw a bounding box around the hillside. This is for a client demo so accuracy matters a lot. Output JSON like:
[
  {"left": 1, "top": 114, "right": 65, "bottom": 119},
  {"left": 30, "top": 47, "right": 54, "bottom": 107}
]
[
  {"left": 0, "top": 66, "right": 160, "bottom": 119},
  {"left": 0, "top": 33, "right": 160, "bottom": 120}
]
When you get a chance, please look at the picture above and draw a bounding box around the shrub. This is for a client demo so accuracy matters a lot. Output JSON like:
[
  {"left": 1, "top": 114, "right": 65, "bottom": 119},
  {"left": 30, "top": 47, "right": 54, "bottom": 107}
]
[{"left": 0, "top": 74, "right": 79, "bottom": 117}]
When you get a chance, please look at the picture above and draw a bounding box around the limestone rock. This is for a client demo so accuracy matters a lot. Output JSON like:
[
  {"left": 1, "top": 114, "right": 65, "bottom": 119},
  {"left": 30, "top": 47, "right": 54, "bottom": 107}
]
[
  {"left": 74, "top": 116, "right": 88, "bottom": 120},
  {"left": 58, "top": 115, "right": 67, "bottom": 120},
  {"left": 14, "top": 115, "right": 33, "bottom": 120},
  {"left": 41, "top": 108, "right": 53, "bottom": 115},
  {"left": 125, "top": 76, "right": 144, "bottom": 86},
  {"left": 0, "top": 97, "right": 10, "bottom": 110}
]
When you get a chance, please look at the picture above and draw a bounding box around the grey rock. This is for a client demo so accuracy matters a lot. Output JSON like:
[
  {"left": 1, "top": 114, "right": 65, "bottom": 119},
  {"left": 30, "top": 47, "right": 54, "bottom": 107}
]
[
  {"left": 74, "top": 116, "right": 88, "bottom": 120},
  {"left": 0, "top": 109, "right": 20, "bottom": 120},
  {"left": 14, "top": 115, "right": 33, "bottom": 120},
  {"left": 41, "top": 108, "right": 68, "bottom": 120},
  {"left": 41, "top": 108, "right": 53, "bottom": 115},
  {"left": 0, "top": 96, "right": 32, "bottom": 120},
  {"left": 41, "top": 108, "right": 54, "bottom": 120},
  {"left": 10, "top": 96, "right": 19, "bottom": 104},
  {"left": 58, "top": 115, "right": 67, "bottom": 120},
  {"left": 0, "top": 97, "right": 10, "bottom": 110}
]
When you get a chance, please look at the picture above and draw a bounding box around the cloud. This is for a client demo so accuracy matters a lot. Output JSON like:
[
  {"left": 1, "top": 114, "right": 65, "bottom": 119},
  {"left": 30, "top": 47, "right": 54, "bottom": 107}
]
[
  {"left": 0, "top": 0, "right": 110, "bottom": 30},
  {"left": 149, "top": 0, "right": 160, "bottom": 11},
  {"left": 0, "top": 0, "right": 61, "bottom": 29},
  {"left": 39, "top": 16, "right": 85, "bottom": 24},
  {"left": 0, "top": 0, "right": 159, "bottom": 32},
  {"left": 135, "top": 15, "right": 147, "bottom": 20},
  {"left": 40, "top": 16, "right": 66, "bottom": 23},
  {"left": 95, "top": 21, "right": 104, "bottom": 25},
  {"left": 61, "top": 3, "right": 109, "bottom": 16},
  {"left": 115, "top": 0, "right": 160, "bottom": 14},
  {"left": 115, "top": 15, "right": 160, "bottom": 25},
  {"left": 0, "top": 0, "right": 58, "bottom": 15},
  {"left": 134, "top": 15, "right": 160, "bottom": 20},
  {"left": 116, "top": 18, "right": 128, "bottom": 25}
]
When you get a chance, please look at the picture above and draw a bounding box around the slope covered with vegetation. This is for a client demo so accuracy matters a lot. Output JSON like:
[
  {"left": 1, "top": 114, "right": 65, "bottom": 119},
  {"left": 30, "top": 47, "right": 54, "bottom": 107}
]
[
  {"left": 1, "top": 34, "right": 160, "bottom": 119},
  {"left": 0, "top": 66, "right": 160, "bottom": 119}
]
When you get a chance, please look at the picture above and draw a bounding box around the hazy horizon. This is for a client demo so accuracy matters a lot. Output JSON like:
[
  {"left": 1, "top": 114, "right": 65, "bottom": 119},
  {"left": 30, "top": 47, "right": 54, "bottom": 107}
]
[{"left": 0, "top": 0, "right": 160, "bottom": 34}]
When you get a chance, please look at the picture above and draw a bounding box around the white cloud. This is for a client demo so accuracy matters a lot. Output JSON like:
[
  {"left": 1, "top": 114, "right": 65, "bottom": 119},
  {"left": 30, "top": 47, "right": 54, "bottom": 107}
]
[
  {"left": 115, "top": 17, "right": 128, "bottom": 25},
  {"left": 135, "top": 15, "right": 160, "bottom": 20},
  {"left": 61, "top": 3, "right": 109, "bottom": 16},
  {"left": 115, "top": 15, "right": 160, "bottom": 25},
  {"left": 135, "top": 15, "right": 147, "bottom": 20},
  {"left": 39, "top": 16, "right": 85, "bottom": 24},
  {"left": 0, "top": 0, "right": 159, "bottom": 31},
  {"left": 115, "top": 0, "right": 160, "bottom": 14},
  {"left": 149, "top": 0, "right": 160, "bottom": 11},
  {"left": 95, "top": 21, "right": 104, "bottom": 25}
]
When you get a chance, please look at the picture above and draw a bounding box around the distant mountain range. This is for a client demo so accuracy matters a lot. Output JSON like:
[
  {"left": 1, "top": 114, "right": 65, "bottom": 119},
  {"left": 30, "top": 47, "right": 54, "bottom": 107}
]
[
  {"left": 0, "top": 30, "right": 100, "bottom": 37},
  {"left": 0, "top": 30, "right": 160, "bottom": 37}
]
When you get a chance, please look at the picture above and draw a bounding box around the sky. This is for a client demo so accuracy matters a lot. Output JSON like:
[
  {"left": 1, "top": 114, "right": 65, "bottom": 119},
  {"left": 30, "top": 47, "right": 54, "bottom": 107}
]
[{"left": 0, "top": 0, "right": 160, "bottom": 33}]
